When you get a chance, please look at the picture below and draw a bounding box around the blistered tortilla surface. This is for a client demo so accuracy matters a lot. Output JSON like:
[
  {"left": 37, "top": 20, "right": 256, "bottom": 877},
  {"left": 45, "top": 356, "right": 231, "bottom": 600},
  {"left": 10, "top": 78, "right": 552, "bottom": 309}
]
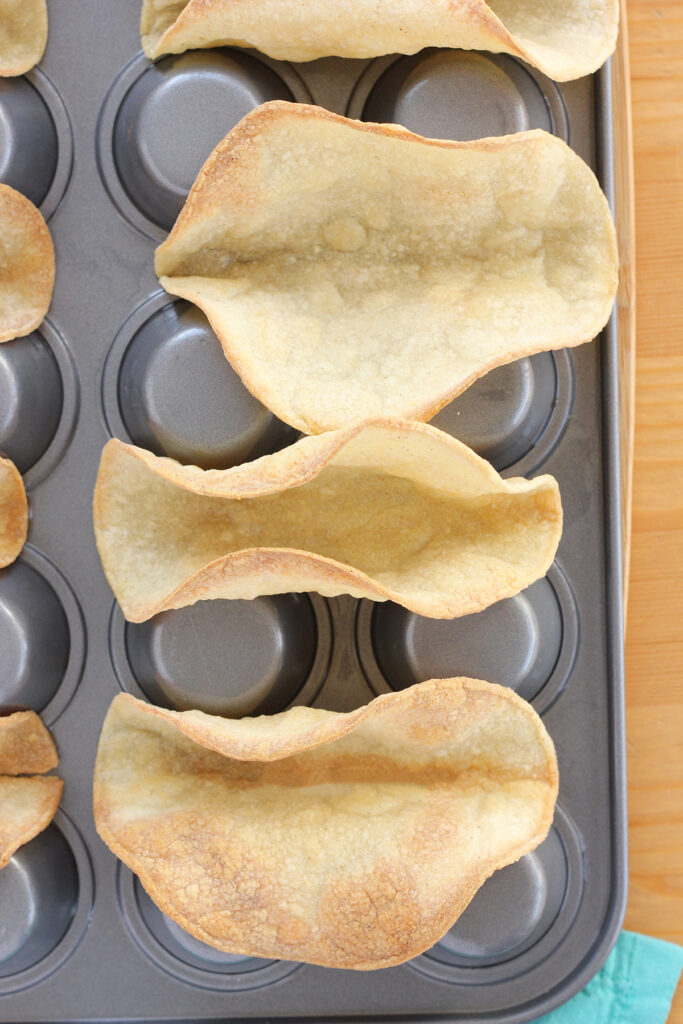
[
  {"left": 156, "top": 104, "right": 618, "bottom": 433},
  {"left": 0, "top": 711, "right": 59, "bottom": 775},
  {"left": 0, "top": 184, "right": 54, "bottom": 342},
  {"left": 94, "top": 679, "right": 558, "bottom": 968},
  {"left": 0, "top": 712, "right": 61, "bottom": 869},
  {"left": 140, "top": 0, "right": 618, "bottom": 81},
  {"left": 0, "top": 456, "right": 28, "bottom": 567},
  {"left": 0, "top": 0, "right": 47, "bottom": 76},
  {"left": 93, "top": 420, "right": 562, "bottom": 622},
  {"left": 0, "top": 777, "right": 63, "bottom": 868}
]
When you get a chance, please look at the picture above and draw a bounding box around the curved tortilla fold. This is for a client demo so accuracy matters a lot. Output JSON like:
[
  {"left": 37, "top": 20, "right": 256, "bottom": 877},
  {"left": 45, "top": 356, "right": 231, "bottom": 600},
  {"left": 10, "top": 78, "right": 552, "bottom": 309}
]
[
  {"left": 0, "top": 711, "right": 58, "bottom": 775},
  {"left": 0, "top": 456, "right": 28, "bottom": 567},
  {"left": 156, "top": 103, "right": 618, "bottom": 434},
  {"left": 0, "top": 184, "right": 55, "bottom": 342},
  {"left": 0, "top": 712, "right": 61, "bottom": 869},
  {"left": 93, "top": 420, "right": 562, "bottom": 623},
  {"left": 0, "top": 777, "right": 63, "bottom": 868},
  {"left": 0, "top": 0, "right": 47, "bottom": 76},
  {"left": 140, "top": 0, "right": 617, "bottom": 81},
  {"left": 94, "top": 681, "right": 558, "bottom": 968}
]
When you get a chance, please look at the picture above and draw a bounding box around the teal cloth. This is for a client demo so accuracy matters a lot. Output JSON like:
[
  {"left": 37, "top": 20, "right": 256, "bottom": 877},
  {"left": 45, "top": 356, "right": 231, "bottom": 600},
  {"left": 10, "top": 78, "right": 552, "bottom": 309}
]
[{"left": 535, "top": 931, "right": 683, "bottom": 1023}]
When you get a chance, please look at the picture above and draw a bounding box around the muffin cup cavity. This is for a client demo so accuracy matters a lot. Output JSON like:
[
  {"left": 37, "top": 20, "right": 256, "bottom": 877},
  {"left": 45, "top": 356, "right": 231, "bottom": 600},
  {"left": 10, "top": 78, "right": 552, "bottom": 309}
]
[
  {"left": 359, "top": 564, "right": 578, "bottom": 714},
  {"left": 0, "top": 69, "right": 72, "bottom": 219},
  {"left": 431, "top": 351, "right": 574, "bottom": 475},
  {"left": 0, "top": 548, "right": 84, "bottom": 724},
  {"left": 349, "top": 50, "right": 568, "bottom": 143},
  {"left": 0, "top": 813, "right": 93, "bottom": 994},
  {"left": 0, "top": 826, "right": 77, "bottom": 979},
  {"left": 103, "top": 295, "right": 298, "bottom": 470},
  {"left": 111, "top": 593, "right": 331, "bottom": 717},
  {"left": 98, "top": 50, "right": 311, "bottom": 239}
]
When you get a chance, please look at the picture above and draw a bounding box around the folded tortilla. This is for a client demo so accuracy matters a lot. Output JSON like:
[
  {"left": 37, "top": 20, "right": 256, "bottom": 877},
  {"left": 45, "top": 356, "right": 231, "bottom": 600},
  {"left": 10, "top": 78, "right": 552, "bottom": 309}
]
[
  {"left": 0, "top": 712, "right": 61, "bottom": 869},
  {"left": 0, "top": 0, "right": 47, "bottom": 76},
  {"left": 93, "top": 420, "right": 562, "bottom": 623},
  {"left": 94, "top": 680, "right": 558, "bottom": 968},
  {"left": 0, "top": 711, "right": 59, "bottom": 775},
  {"left": 0, "top": 184, "right": 55, "bottom": 342},
  {"left": 0, "top": 456, "right": 28, "bottom": 567},
  {"left": 0, "top": 777, "right": 63, "bottom": 868},
  {"left": 156, "top": 103, "right": 618, "bottom": 434},
  {"left": 140, "top": 0, "right": 617, "bottom": 81}
]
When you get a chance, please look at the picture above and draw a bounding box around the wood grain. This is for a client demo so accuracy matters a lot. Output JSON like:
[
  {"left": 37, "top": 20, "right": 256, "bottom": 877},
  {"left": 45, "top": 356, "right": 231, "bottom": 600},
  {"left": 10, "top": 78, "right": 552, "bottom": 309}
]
[{"left": 625, "top": 0, "right": 683, "bottom": 1019}]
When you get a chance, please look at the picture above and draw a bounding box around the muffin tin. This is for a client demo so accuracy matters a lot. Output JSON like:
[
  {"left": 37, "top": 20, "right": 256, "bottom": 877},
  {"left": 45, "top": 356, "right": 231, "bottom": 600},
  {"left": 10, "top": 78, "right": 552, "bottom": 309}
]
[
  {"left": 102, "top": 293, "right": 298, "bottom": 469},
  {"left": 0, "top": 1, "right": 626, "bottom": 1020}
]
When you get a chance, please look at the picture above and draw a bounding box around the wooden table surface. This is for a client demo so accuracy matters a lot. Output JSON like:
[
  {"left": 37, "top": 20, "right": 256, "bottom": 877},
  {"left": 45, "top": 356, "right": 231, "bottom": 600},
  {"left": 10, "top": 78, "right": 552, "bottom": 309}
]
[{"left": 624, "top": 1, "right": 683, "bottom": 1019}]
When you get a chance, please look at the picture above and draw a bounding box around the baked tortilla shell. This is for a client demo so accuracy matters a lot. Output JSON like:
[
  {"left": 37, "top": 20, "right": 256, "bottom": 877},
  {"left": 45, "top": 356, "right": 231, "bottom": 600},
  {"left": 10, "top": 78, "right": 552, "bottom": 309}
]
[
  {"left": 0, "top": 710, "right": 58, "bottom": 775},
  {"left": 93, "top": 419, "right": 562, "bottom": 623},
  {"left": 0, "top": 776, "right": 62, "bottom": 869},
  {"left": 140, "top": 0, "right": 617, "bottom": 81},
  {"left": 0, "top": 184, "right": 54, "bottom": 342},
  {"left": 0, "top": 0, "right": 47, "bottom": 76},
  {"left": 156, "top": 103, "right": 618, "bottom": 434},
  {"left": 0, "top": 456, "right": 28, "bottom": 567},
  {"left": 94, "top": 679, "right": 558, "bottom": 969}
]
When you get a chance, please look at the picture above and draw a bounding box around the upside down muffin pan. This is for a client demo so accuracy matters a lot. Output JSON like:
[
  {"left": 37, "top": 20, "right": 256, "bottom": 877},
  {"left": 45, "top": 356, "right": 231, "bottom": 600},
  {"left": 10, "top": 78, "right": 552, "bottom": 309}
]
[{"left": 0, "top": 1, "right": 625, "bottom": 1020}]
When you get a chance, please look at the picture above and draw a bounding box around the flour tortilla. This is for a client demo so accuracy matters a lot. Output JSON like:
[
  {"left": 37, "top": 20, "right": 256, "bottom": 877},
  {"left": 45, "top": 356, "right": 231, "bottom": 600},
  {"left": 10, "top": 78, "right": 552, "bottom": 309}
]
[
  {"left": 94, "top": 679, "right": 558, "bottom": 968},
  {"left": 140, "top": 0, "right": 618, "bottom": 81},
  {"left": 156, "top": 103, "right": 618, "bottom": 434},
  {"left": 93, "top": 419, "right": 562, "bottom": 623}
]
